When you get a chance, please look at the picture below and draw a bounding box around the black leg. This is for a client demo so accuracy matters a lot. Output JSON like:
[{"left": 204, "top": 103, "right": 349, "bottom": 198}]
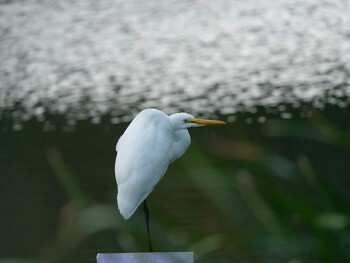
[{"left": 143, "top": 199, "right": 153, "bottom": 252}]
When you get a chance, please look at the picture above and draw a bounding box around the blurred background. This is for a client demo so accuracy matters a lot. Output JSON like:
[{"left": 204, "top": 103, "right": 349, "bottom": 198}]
[{"left": 1, "top": 0, "right": 350, "bottom": 262}]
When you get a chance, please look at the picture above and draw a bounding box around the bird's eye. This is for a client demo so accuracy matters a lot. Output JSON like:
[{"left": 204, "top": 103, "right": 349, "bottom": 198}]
[{"left": 184, "top": 119, "right": 191, "bottom": 123}]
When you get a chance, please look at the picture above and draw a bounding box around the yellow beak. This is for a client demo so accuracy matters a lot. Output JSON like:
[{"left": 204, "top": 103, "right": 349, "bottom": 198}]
[{"left": 188, "top": 118, "right": 226, "bottom": 125}]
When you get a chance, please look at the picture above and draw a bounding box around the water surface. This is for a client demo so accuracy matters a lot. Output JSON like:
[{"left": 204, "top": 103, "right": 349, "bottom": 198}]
[{"left": 1, "top": 0, "right": 349, "bottom": 124}]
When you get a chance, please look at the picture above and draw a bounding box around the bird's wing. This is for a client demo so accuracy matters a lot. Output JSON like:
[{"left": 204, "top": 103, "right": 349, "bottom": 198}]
[{"left": 115, "top": 112, "right": 173, "bottom": 219}]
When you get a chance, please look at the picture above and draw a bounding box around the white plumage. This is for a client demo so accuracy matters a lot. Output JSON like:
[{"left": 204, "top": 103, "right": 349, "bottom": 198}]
[{"left": 115, "top": 108, "right": 225, "bottom": 219}]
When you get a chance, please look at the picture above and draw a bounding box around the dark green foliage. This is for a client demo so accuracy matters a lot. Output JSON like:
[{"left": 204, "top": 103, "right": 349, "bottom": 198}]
[{"left": 1, "top": 104, "right": 350, "bottom": 262}]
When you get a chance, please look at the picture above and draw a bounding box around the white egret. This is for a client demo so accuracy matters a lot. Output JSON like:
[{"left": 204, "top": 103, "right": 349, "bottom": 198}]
[{"left": 115, "top": 108, "right": 225, "bottom": 251}]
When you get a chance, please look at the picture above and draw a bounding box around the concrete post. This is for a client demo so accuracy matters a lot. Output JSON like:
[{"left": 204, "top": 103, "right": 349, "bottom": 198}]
[{"left": 97, "top": 252, "right": 194, "bottom": 263}]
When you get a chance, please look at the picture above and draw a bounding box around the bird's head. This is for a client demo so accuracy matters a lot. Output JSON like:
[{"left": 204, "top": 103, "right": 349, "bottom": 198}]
[{"left": 169, "top": 112, "right": 226, "bottom": 130}]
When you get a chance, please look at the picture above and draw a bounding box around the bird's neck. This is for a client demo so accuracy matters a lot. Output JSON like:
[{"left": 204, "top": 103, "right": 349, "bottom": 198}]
[{"left": 171, "top": 129, "right": 191, "bottom": 163}]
